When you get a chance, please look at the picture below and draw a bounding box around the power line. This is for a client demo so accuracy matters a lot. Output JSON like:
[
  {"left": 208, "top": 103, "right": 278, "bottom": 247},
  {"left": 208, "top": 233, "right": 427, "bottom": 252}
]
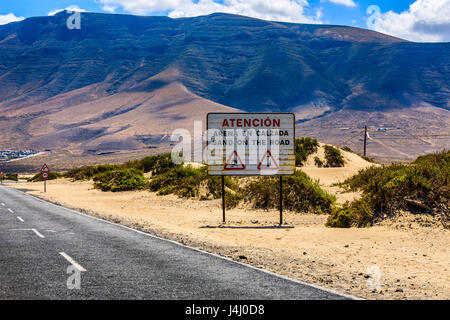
[
  {"left": 341, "top": 130, "right": 364, "bottom": 145},
  {"left": 369, "top": 134, "right": 450, "bottom": 138},
  {"left": 368, "top": 137, "right": 450, "bottom": 140}
]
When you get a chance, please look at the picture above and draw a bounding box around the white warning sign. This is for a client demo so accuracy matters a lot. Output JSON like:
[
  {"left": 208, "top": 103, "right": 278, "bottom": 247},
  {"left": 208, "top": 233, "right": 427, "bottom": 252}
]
[{"left": 206, "top": 113, "right": 295, "bottom": 176}]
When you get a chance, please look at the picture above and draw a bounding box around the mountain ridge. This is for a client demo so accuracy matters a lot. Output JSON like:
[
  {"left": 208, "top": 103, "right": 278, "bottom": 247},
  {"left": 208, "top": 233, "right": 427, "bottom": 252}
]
[
  {"left": 2, "top": 11, "right": 448, "bottom": 112},
  {"left": 0, "top": 12, "right": 448, "bottom": 165}
]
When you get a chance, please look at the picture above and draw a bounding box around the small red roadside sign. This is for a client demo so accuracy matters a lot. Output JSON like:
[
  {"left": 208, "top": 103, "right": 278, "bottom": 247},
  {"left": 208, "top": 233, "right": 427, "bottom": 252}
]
[{"left": 40, "top": 164, "right": 49, "bottom": 180}]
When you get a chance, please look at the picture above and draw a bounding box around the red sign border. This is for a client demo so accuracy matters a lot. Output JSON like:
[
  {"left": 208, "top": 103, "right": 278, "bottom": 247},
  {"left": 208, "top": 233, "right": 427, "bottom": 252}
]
[{"left": 224, "top": 150, "right": 246, "bottom": 171}]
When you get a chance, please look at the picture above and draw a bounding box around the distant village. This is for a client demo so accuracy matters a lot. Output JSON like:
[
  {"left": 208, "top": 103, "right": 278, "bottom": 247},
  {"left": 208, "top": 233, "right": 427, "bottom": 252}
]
[{"left": 0, "top": 150, "right": 39, "bottom": 162}]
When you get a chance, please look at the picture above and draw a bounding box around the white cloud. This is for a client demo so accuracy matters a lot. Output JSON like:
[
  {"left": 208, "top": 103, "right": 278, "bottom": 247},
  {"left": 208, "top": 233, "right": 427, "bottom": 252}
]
[
  {"left": 315, "top": 7, "right": 323, "bottom": 20},
  {"left": 369, "top": 0, "right": 450, "bottom": 42},
  {"left": 327, "top": 0, "right": 356, "bottom": 8},
  {"left": 0, "top": 13, "right": 25, "bottom": 25},
  {"left": 100, "top": 3, "right": 119, "bottom": 13},
  {"left": 98, "top": 0, "right": 322, "bottom": 24},
  {"left": 48, "top": 5, "right": 87, "bottom": 16}
]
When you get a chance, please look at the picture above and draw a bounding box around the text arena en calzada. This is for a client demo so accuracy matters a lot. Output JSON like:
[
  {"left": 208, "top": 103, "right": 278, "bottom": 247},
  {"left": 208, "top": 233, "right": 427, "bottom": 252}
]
[{"left": 206, "top": 113, "right": 295, "bottom": 176}]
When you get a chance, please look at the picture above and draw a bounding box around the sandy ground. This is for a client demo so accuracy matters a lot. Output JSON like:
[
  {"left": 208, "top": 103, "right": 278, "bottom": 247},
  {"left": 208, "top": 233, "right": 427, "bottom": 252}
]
[{"left": 7, "top": 177, "right": 449, "bottom": 300}]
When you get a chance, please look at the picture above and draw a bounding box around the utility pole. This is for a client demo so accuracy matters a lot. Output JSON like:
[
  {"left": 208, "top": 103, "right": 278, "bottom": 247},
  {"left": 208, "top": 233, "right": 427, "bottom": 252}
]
[{"left": 363, "top": 126, "right": 367, "bottom": 157}]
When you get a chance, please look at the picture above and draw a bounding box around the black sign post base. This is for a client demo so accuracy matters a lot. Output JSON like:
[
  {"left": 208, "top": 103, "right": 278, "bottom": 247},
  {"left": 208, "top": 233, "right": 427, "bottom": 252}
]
[
  {"left": 279, "top": 176, "right": 283, "bottom": 225},
  {"left": 222, "top": 175, "right": 225, "bottom": 224}
]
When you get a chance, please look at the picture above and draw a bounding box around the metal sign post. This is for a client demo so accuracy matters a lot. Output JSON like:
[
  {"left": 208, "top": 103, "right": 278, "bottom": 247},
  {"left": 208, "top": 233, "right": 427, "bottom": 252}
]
[
  {"left": 279, "top": 176, "right": 283, "bottom": 225},
  {"left": 207, "top": 113, "right": 295, "bottom": 225},
  {"left": 222, "top": 176, "right": 225, "bottom": 223}
]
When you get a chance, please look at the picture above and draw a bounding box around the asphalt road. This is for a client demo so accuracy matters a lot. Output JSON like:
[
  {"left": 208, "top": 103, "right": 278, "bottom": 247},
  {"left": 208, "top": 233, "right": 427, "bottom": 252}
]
[{"left": 0, "top": 185, "right": 353, "bottom": 300}]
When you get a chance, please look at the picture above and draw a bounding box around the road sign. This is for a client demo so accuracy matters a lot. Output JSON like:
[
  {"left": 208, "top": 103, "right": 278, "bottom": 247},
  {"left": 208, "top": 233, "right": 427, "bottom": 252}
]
[
  {"left": 40, "top": 163, "right": 49, "bottom": 192},
  {"left": 207, "top": 113, "right": 295, "bottom": 224},
  {"left": 224, "top": 150, "right": 246, "bottom": 170},
  {"left": 257, "top": 150, "right": 279, "bottom": 170},
  {"left": 207, "top": 113, "right": 295, "bottom": 176},
  {"left": 40, "top": 164, "right": 49, "bottom": 173}
]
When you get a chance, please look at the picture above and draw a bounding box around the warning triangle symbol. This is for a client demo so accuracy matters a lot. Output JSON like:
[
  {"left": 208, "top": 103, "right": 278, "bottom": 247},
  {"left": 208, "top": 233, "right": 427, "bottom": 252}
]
[
  {"left": 257, "top": 150, "right": 279, "bottom": 170},
  {"left": 40, "top": 164, "right": 49, "bottom": 172},
  {"left": 224, "top": 150, "right": 246, "bottom": 170}
]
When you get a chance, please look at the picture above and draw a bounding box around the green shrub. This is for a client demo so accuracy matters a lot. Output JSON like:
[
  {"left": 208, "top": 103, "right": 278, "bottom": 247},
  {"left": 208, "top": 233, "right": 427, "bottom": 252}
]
[
  {"left": 224, "top": 190, "right": 243, "bottom": 209},
  {"left": 341, "top": 146, "right": 353, "bottom": 153},
  {"left": 413, "top": 150, "right": 448, "bottom": 166},
  {"left": 205, "top": 175, "right": 240, "bottom": 200},
  {"left": 64, "top": 154, "right": 178, "bottom": 182},
  {"left": 324, "top": 145, "right": 345, "bottom": 167},
  {"left": 243, "top": 171, "right": 335, "bottom": 214},
  {"left": 123, "top": 153, "right": 179, "bottom": 174},
  {"left": 28, "top": 171, "right": 62, "bottom": 182},
  {"left": 93, "top": 168, "right": 146, "bottom": 192},
  {"left": 203, "top": 175, "right": 243, "bottom": 208},
  {"left": 295, "top": 137, "right": 319, "bottom": 166},
  {"left": 326, "top": 197, "right": 374, "bottom": 228},
  {"left": 148, "top": 165, "right": 241, "bottom": 204},
  {"left": 5, "top": 173, "right": 18, "bottom": 181},
  {"left": 314, "top": 156, "right": 324, "bottom": 168},
  {"left": 64, "top": 164, "right": 119, "bottom": 181},
  {"left": 62, "top": 153, "right": 243, "bottom": 205},
  {"left": 337, "top": 150, "right": 449, "bottom": 227},
  {"left": 361, "top": 155, "right": 376, "bottom": 163},
  {"left": 149, "top": 165, "right": 207, "bottom": 197},
  {"left": 326, "top": 205, "right": 352, "bottom": 228}
]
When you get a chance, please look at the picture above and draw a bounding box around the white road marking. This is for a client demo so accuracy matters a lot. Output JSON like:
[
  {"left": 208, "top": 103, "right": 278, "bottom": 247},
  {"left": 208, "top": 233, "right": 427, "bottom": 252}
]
[
  {"left": 31, "top": 229, "right": 45, "bottom": 238},
  {"left": 1, "top": 203, "right": 5, "bottom": 206},
  {"left": 10, "top": 228, "right": 45, "bottom": 238},
  {"left": 7, "top": 208, "right": 13, "bottom": 213},
  {"left": 17, "top": 216, "right": 24, "bottom": 222},
  {"left": 59, "top": 252, "right": 86, "bottom": 272}
]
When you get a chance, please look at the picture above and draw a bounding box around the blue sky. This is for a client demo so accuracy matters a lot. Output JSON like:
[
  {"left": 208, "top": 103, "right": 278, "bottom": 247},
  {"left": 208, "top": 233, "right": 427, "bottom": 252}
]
[{"left": 1, "top": 0, "right": 449, "bottom": 42}]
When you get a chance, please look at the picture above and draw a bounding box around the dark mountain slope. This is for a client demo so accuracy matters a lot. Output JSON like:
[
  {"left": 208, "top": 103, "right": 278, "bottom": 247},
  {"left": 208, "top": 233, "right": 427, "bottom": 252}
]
[
  {"left": 0, "top": 12, "right": 448, "bottom": 115},
  {"left": 0, "top": 12, "right": 448, "bottom": 167}
]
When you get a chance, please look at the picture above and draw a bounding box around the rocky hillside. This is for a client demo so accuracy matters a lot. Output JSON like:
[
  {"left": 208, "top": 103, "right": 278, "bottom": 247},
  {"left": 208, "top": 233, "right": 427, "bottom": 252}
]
[{"left": 0, "top": 12, "right": 448, "bottom": 162}]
